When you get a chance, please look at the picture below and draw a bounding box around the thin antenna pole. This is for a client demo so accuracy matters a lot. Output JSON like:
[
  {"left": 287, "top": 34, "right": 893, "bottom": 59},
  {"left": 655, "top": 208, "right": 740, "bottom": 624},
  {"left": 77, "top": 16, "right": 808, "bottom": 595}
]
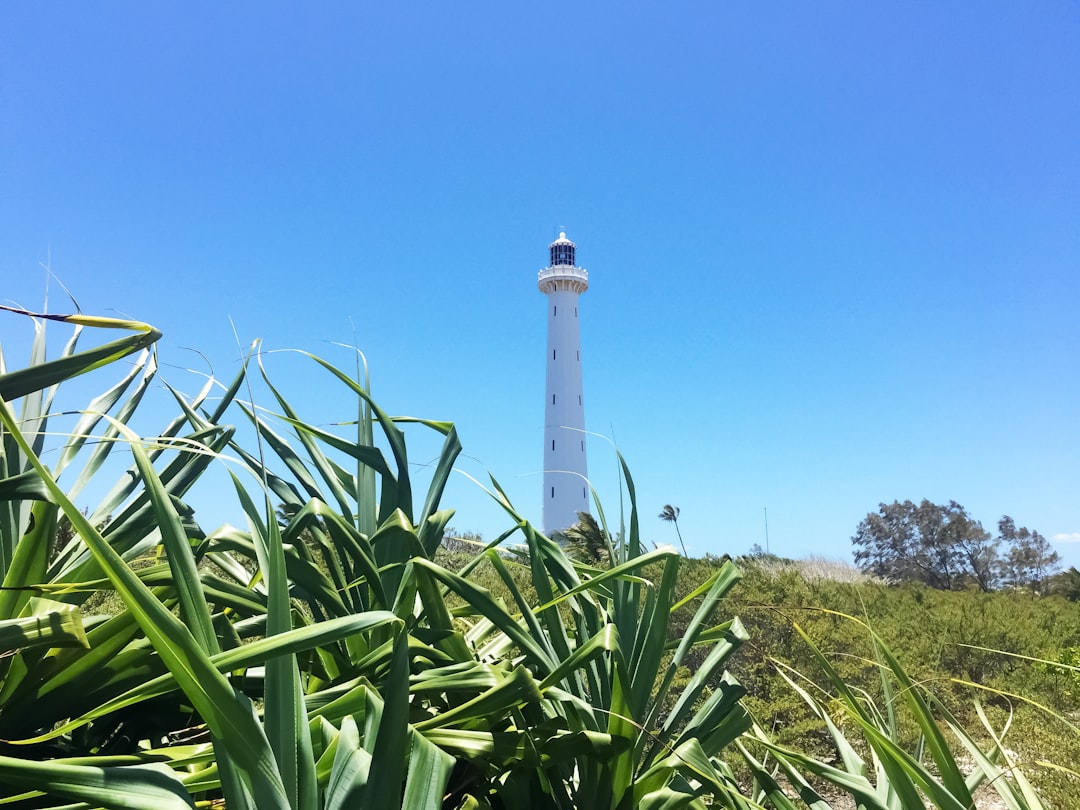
[{"left": 764, "top": 507, "right": 770, "bottom": 554}]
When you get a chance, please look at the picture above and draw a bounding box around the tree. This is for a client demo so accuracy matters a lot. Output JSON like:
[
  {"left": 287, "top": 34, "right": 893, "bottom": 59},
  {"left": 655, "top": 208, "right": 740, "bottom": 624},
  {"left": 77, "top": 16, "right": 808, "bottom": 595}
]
[
  {"left": 1050, "top": 566, "right": 1080, "bottom": 601},
  {"left": 951, "top": 507, "right": 1000, "bottom": 592},
  {"left": 561, "top": 512, "right": 610, "bottom": 565},
  {"left": 659, "top": 504, "right": 688, "bottom": 556},
  {"left": 998, "top": 516, "right": 1061, "bottom": 593},
  {"left": 852, "top": 500, "right": 997, "bottom": 590},
  {"left": 853, "top": 502, "right": 1061, "bottom": 593}
]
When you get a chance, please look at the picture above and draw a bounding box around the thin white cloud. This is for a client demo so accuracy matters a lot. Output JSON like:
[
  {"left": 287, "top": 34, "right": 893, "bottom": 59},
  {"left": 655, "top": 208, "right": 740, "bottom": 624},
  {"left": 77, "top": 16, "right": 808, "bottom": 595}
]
[{"left": 1052, "top": 532, "right": 1080, "bottom": 544}]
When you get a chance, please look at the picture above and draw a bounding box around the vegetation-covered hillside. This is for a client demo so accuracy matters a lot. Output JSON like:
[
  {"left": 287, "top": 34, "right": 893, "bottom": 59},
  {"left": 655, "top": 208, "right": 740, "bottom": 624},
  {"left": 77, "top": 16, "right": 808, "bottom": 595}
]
[
  {"left": 1, "top": 304, "right": 1076, "bottom": 808},
  {"left": 722, "top": 555, "right": 1080, "bottom": 805},
  {"left": 444, "top": 539, "right": 1080, "bottom": 808}
]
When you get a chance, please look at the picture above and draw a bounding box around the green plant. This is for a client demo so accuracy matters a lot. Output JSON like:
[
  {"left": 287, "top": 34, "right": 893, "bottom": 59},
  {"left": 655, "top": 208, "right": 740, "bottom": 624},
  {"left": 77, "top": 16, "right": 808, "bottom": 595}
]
[
  {"left": 737, "top": 611, "right": 1054, "bottom": 809},
  {"left": 0, "top": 305, "right": 754, "bottom": 808}
]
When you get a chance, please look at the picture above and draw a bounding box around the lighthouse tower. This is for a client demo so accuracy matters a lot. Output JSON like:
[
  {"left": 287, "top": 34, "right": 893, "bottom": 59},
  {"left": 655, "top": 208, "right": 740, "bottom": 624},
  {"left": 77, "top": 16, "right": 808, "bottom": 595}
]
[{"left": 538, "top": 231, "right": 590, "bottom": 536}]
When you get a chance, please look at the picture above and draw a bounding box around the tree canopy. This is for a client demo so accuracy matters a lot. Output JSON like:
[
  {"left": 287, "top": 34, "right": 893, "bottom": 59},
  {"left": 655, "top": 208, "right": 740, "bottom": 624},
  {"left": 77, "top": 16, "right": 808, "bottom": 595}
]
[{"left": 852, "top": 499, "right": 1060, "bottom": 592}]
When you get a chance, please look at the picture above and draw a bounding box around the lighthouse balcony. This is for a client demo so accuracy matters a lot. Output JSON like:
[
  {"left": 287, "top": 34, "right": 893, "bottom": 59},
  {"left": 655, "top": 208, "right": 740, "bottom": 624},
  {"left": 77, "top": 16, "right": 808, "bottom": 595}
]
[{"left": 538, "top": 265, "right": 589, "bottom": 294}]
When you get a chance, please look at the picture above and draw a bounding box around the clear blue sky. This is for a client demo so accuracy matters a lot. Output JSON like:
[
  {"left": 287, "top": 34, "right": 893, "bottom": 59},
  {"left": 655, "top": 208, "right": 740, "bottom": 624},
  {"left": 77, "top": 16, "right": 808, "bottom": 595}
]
[{"left": 3, "top": 3, "right": 1078, "bottom": 566}]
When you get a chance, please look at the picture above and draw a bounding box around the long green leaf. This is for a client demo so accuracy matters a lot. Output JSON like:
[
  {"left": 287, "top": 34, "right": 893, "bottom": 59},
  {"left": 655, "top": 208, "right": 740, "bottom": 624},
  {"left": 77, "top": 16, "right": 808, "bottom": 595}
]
[
  {"left": 0, "top": 755, "right": 192, "bottom": 810},
  {"left": 0, "top": 469, "right": 52, "bottom": 502},
  {"left": 0, "top": 307, "right": 161, "bottom": 401},
  {"left": 230, "top": 470, "right": 316, "bottom": 810},
  {"left": 324, "top": 715, "right": 371, "bottom": 810},
  {"left": 402, "top": 728, "right": 455, "bottom": 810},
  {"left": 298, "top": 350, "right": 414, "bottom": 518},
  {"left": 52, "top": 347, "right": 154, "bottom": 480},
  {"left": 0, "top": 501, "right": 55, "bottom": 620},
  {"left": 123, "top": 429, "right": 218, "bottom": 655},
  {"left": 363, "top": 631, "right": 410, "bottom": 810},
  {"left": 0, "top": 597, "right": 88, "bottom": 653},
  {"left": 18, "top": 611, "right": 401, "bottom": 745}
]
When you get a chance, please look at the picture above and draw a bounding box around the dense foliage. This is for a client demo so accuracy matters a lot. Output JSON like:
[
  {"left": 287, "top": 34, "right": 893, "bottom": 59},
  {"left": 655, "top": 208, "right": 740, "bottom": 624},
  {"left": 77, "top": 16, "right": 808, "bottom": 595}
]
[
  {"left": 0, "top": 303, "right": 1073, "bottom": 809},
  {"left": 719, "top": 555, "right": 1080, "bottom": 804}
]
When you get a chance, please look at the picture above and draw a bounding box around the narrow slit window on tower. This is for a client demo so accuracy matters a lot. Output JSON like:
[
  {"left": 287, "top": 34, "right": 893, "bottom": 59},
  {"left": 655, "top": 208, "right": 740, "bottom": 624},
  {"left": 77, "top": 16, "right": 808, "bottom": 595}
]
[
  {"left": 575, "top": 307, "right": 578, "bottom": 317},
  {"left": 553, "top": 349, "right": 556, "bottom": 360},
  {"left": 580, "top": 440, "right": 584, "bottom": 451},
  {"left": 552, "top": 439, "right": 555, "bottom": 451},
  {"left": 576, "top": 350, "right": 579, "bottom": 361},
  {"left": 552, "top": 394, "right": 556, "bottom": 404},
  {"left": 553, "top": 305, "right": 557, "bottom": 316},
  {"left": 578, "top": 395, "right": 582, "bottom": 406},
  {"left": 583, "top": 487, "right": 586, "bottom": 499},
  {"left": 551, "top": 487, "right": 555, "bottom": 498}
]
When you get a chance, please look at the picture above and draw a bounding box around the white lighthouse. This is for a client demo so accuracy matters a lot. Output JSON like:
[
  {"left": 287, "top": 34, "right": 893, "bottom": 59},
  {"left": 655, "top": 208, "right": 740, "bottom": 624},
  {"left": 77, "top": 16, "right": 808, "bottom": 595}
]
[{"left": 538, "top": 231, "right": 590, "bottom": 536}]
